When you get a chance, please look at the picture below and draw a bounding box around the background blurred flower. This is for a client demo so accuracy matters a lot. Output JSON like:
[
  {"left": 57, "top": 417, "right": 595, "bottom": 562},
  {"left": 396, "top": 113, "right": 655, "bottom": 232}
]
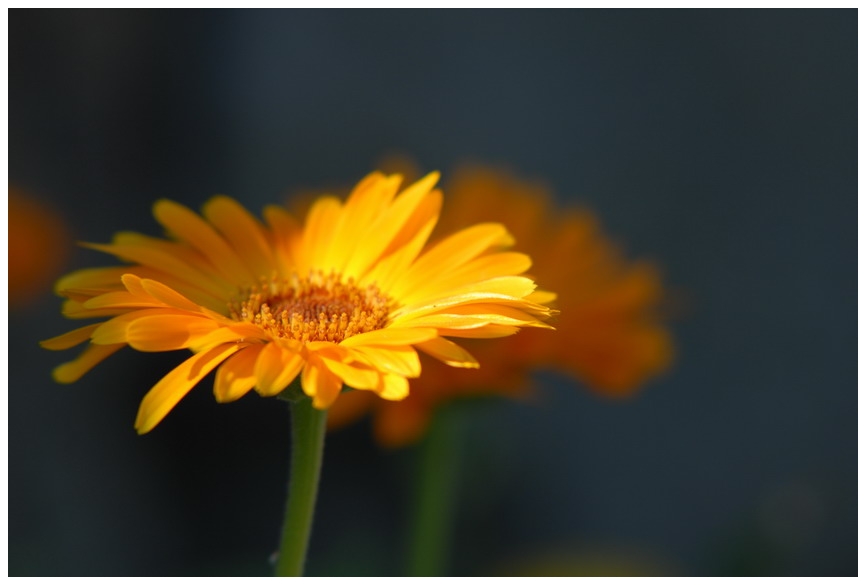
[
  {"left": 328, "top": 164, "right": 674, "bottom": 447},
  {"left": 8, "top": 185, "right": 71, "bottom": 308}
]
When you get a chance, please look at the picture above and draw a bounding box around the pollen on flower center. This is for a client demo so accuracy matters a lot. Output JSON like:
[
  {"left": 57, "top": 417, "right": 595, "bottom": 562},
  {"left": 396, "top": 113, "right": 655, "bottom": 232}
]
[{"left": 229, "top": 271, "right": 393, "bottom": 343}]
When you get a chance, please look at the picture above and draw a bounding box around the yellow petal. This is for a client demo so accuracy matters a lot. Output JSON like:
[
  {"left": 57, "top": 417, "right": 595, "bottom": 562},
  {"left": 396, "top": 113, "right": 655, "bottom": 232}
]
[
  {"left": 298, "top": 195, "right": 344, "bottom": 274},
  {"left": 188, "top": 323, "right": 268, "bottom": 353},
  {"left": 359, "top": 213, "right": 439, "bottom": 292},
  {"left": 83, "top": 239, "right": 228, "bottom": 295},
  {"left": 40, "top": 324, "right": 101, "bottom": 350},
  {"left": 375, "top": 373, "right": 409, "bottom": 401},
  {"left": 53, "top": 343, "right": 125, "bottom": 384},
  {"left": 381, "top": 172, "right": 440, "bottom": 242},
  {"left": 135, "top": 343, "right": 240, "bottom": 434},
  {"left": 393, "top": 276, "right": 541, "bottom": 321},
  {"left": 153, "top": 199, "right": 255, "bottom": 284},
  {"left": 392, "top": 223, "right": 514, "bottom": 299},
  {"left": 399, "top": 251, "right": 532, "bottom": 305},
  {"left": 91, "top": 309, "right": 190, "bottom": 345},
  {"left": 432, "top": 324, "right": 521, "bottom": 338},
  {"left": 394, "top": 302, "right": 554, "bottom": 332},
  {"left": 55, "top": 266, "right": 131, "bottom": 295},
  {"left": 253, "top": 342, "right": 305, "bottom": 396},
  {"left": 82, "top": 290, "right": 165, "bottom": 311},
  {"left": 136, "top": 277, "right": 203, "bottom": 312},
  {"left": 301, "top": 358, "right": 343, "bottom": 409},
  {"left": 263, "top": 205, "right": 302, "bottom": 278},
  {"left": 319, "top": 356, "right": 381, "bottom": 391},
  {"left": 62, "top": 299, "right": 127, "bottom": 319},
  {"left": 415, "top": 337, "right": 479, "bottom": 368},
  {"left": 348, "top": 345, "right": 422, "bottom": 377},
  {"left": 202, "top": 196, "right": 275, "bottom": 278},
  {"left": 342, "top": 173, "right": 438, "bottom": 279},
  {"left": 214, "top": 345, "right": 263, "bottom": 403},
  {"left": 126, "top": 314, "right": 221, "bottom": 352},
  {"left": 332, "top": 174, "right": 402, "bottom": 276},
  {"left": 340, "top": 327, "right": 439, "bottom": 347},
  {"left": 527, "top": 289, "right": 557, "bottom": 304}
]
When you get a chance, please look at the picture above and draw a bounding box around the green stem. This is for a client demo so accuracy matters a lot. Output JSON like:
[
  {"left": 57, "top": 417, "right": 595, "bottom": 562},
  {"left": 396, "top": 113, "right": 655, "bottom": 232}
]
[
  {"left": 275, "top": 398, "right": 328, "bottom": 577},
  {"left": 406, "top": 406, "right": 463, "bottom": 576}
]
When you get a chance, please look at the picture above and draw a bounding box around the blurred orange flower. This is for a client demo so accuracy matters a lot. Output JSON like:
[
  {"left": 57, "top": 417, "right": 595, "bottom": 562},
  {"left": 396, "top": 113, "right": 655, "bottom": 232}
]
[
  {"left": 328, "top": 165, "right": 674, "bottom": 447},
  {"left": 8, "top": 186, "right": 70, "bottom": 307}
]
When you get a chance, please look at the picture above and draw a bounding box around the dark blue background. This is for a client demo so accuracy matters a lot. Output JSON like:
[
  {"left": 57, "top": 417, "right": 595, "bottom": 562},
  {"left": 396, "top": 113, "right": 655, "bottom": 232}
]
[{"left": 9, "top": 9, "right": 856, "bottom": 576}]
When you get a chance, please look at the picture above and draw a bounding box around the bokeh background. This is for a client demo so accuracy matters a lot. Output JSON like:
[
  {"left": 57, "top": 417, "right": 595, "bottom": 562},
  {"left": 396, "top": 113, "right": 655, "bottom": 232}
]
[{"left": 8, "top": 8, "right": 856, "bottom": 576}]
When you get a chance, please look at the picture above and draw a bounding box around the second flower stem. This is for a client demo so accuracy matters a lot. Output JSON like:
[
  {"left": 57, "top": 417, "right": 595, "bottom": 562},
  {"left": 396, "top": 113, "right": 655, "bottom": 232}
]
[
  {"left": 275, "top": 397, "right": 328, "bottom": 577},
  {"left": 406, "top": 405, "right": 464, "bottom": 576}
]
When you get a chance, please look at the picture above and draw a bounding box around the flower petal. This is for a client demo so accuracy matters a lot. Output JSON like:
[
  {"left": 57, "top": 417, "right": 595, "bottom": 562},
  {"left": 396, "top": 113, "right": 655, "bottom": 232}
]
[
  {"left": 375, "top": 373, "right": 409, "bottom": 401},
  {"left": 153, "top": 199, "right": 255, "bottom": 284},
  {"left": 214, "top": 345, "right": 264, "bottom": 403},
  {"left": 298, "top": 195, "right": 344, "bottom": 274},
  {"left": 126, "top": 314, "right": 221, "bottom": 352},
  {"left": 342, "top": 173, "right": 439, "bottom": 279},
  {"left": 135, "top": 343, "right": 240, "bottom": 434},
  {"left": 340, "top": 327, "right": 438, "bottom": 347},
  {"left": 136, "top": 276, "right": 203, "bottom": 312},
  {"left": 53, "top": 343, "right": 125, "bottom": 384},
  {"left": 348, "top": 345, "right": 422, "bottom": 377},
  {"left": 263, "top": 205, "right": 302, "bottom": 278},
  {"left": 91, "top": 309, "right": 192, "bottom": 345},
  {"left": 253, "top": 342, "right": 305, "bottom": 397},
  {"left": 391, "top": 222, "right": 515, "bottom": 299},
  {"left": 301, "top": 357, "right": 343, "bottom": 409},
  {"left": 202, "top": 196, "right": 276, "bottom": 278},
  {"left": 415, "top": 337, "right": 479, "bottom": 368},
  {"left": 40, "top": 324, "right": 101, "bottom": 350},
  {"left": 318, "top": 356, "right": 381, "bottom": 391}
]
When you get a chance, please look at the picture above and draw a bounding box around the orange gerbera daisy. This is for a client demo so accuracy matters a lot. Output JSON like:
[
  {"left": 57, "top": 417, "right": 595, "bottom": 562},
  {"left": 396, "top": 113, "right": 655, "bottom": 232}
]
[
  {"left": 328, "top": 165, "right": 673, "bottom": 447},
  {"left": 41, "top": 172, "right": 555, "bottom": 434}
]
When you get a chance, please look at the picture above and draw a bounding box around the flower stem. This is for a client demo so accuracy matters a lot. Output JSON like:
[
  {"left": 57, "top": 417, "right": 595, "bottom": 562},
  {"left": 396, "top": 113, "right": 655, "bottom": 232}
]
[
  {"left": 275, "top": 397, "right": 328, "bottom": 577},
  {"left": 406, "top": 405, "right": 463, "bottom": 576}
]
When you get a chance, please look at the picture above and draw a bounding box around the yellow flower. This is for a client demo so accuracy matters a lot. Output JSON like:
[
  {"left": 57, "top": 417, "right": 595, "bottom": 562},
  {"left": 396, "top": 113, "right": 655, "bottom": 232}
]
[
  {"left": 41, "top": 172, "right": 555, "bottom": 434},
  {"left": 328, "top": 165, "right": 674, "bottom": 447}
]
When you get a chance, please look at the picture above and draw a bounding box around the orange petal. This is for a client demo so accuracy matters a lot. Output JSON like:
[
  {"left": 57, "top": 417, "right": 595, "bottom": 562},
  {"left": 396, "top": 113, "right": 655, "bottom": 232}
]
[
  {"left": 134, "top": 343, "right": 240, "bottom": 434},
  {"left": 213, "top": 345, "right": 263, "bottom": 403},
  {"left": 263, "top": 205, "right": 302, "bottom": 278},
  {"left": 40, "top": 323, "right": 101, "bottom": 350},
  {"left": 153, "top": 199, "right": 255, "bottom": 284},
  {"left": 415, "top": 337, "right": 479, "bottom": 368},
  {"left": 82, "top": 239, "right": 227, "bottom": 295},
  {"left": 342, "top": 173, "right": 438, "bottom": 279},
  {"left": 348, "top": 345, "right": 422, "bottom": 377},
  {"left": 298, "top": 195, "right": 344, "bottom": 274},
  {"left": 188, "top": 323, "right": 268, "bottom": 353},
  {"left": 301, "top": 358, "right": 343, "bottom": 409},
  {"left": 91, "top": 309, "right": 188, "bottom": 345},
  {"left": 136, "top": 277, "right": 202, "bottom": 312},
  {"left": 253, "top": 342, "right": 305, "bottom": 396},
  {"left": 392, "top": 223, "right": 514, "bottom": 298},
  {"left": 318, "top": 356, "right": 381, "bottom": 391},
  {"left": 126, "top": 314, "right": 221, "bottom": 352},
  {"left": 202, "top": 196, "right": 275, "bottom": 278},
  {"left": 375, "top": 373, "right": 409, "bottom": 401},
  {"left": 53, "top": 343, "right": 125, "bottom": 384},
  {"left": 340, "top": 327, "right": 438, "bottom": 347}
]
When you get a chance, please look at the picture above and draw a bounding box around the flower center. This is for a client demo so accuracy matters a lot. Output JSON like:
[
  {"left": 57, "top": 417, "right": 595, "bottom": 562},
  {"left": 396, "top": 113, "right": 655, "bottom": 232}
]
[{"left": 230, "top": 271, "right": 393, "bottom": 343}]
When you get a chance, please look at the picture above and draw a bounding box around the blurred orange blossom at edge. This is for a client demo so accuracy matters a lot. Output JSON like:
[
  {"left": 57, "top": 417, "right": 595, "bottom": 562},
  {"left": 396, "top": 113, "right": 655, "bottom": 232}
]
[{"left": 327, "top": 164, "right": 674, "bottom": 447}]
